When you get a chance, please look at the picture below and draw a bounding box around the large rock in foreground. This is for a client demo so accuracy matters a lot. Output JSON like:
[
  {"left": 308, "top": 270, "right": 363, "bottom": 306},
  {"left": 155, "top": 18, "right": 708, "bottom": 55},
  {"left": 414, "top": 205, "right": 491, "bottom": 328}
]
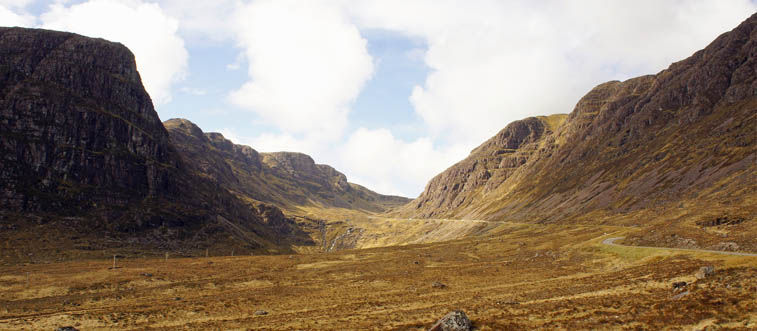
[{"left": 429, "top": 310, "right": 472, "bottom": 331}]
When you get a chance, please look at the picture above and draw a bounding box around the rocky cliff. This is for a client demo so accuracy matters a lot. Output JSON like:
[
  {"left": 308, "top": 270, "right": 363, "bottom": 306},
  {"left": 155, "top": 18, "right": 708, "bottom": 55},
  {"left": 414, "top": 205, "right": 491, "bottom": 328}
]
[
  {"left": 0, "top": 27, "right": 178, "bottom": 212},
  {"left": 0, "top": 27, "right": 309, "bottom": 261},
  {"left": 164, "top": 118, "right": 409, "bottom": 214},
  {"left": 399, "top": 13, "right": 756, "bottom": 227}
]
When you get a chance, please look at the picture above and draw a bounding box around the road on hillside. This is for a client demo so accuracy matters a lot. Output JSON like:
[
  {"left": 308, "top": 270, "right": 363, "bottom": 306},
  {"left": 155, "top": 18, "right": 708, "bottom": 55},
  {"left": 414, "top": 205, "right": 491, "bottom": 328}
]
[
  {"left": 602, "top": 237, "right": 757, "bottom": 257},
  {"left": 397, "top": 217, "right": 500, "bottom": 224}
]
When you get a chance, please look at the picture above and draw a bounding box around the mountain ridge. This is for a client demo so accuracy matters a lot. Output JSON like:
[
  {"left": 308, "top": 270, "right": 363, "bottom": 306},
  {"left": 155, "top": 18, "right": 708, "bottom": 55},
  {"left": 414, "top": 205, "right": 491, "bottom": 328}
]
[
  {"left": 0, "top": 27, "right": 311, "bottom": 261},
  {"left": 164, "top": 118, "right": 409, "bottom": 216},
  {"left": 397, "top": 12, "right": 756, "bottom": 237}
]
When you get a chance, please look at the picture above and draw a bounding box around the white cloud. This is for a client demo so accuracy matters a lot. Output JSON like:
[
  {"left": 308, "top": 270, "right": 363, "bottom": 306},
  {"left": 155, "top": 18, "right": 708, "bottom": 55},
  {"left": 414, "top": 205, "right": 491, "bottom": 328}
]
[
  {"left": 228, "top": 0, "right": 373, "bottom": 140},
  {"left": 155, "top": 0, "right": 238, "bottom": 43},
  {"left": 349, "top": 0, "right": 757, "bottom": 147},
  {"left": 0, "top": 3, "right": 34, "bottom": 26},
  {"left": 10, "top": 1, "right": 754, "bottom": 198},
  {"left": 40, "top": 0, "right": 188, "bottom": 105},
  {"left": 217, "top": 125, "right": 468, "bottom": 197},
  {"left": 217, "top": 128, "right": 332, "bottom": 168},
  {"left": 216, "top": 0, "right": 755, "bottom": 197},
  {"left": 339, "top": 128, "right": 469, "bottom": 197}
]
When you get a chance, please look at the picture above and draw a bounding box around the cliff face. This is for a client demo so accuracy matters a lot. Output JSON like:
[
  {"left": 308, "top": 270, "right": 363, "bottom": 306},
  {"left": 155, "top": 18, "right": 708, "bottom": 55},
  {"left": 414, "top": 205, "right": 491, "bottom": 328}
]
[
  {"left": 0, "top": 27, "right": 179, "bottom": 211},
  {"left": 164, "top": 119, "right": 409, "bottom": 214},
  {"left": 0, "top": 27, "right": 309, "bottom": 259},
  {"left": 401, "top": 13, "right": 756, "bottom": 224}
]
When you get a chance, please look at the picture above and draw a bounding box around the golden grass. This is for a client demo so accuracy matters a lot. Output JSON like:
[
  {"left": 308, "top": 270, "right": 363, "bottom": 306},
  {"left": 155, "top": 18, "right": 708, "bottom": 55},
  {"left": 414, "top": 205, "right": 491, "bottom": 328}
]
[{"left": 1, "top": 221, "right": 754, "bottom": 330}]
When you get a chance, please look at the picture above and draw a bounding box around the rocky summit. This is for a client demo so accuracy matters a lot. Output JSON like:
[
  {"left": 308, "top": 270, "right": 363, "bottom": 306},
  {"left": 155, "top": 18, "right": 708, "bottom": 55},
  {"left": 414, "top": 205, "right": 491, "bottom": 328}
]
[
  {"left": 164, "top": 118, "right": 409, "bottom": 215},
  {"left": 0, "top": 27, "right": 309, "bottom": 260}
]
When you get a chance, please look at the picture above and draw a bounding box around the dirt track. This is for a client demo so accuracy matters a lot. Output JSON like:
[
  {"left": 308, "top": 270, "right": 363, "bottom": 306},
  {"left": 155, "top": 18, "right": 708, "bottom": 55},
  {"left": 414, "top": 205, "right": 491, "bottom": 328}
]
[{"left": 602, "top": 237, "right": 757, "bottom": 257}]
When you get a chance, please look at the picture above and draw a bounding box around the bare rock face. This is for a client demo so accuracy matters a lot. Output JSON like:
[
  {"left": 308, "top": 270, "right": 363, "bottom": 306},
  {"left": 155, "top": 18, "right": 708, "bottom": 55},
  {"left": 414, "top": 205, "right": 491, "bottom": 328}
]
[
  {"left": 0, "top": 27, "right": 179, "bottom": 212},
  {"left": 262, "top": 152, "right": 352, "bottom": 195},
  {"left": 399, "top": 13, "right": 756, "bottom": 223},
  {"left": 164, "top": 119, "right": 409, "bottom": 213},
  {"left": 399, "top": 115, "right": 565, "bottom": 218},
  {"left": 429, "top": 310, "right": 472, "bottom": 331},
  {"left": 0, "top": 27, "right": 308, "bottom": 256}
]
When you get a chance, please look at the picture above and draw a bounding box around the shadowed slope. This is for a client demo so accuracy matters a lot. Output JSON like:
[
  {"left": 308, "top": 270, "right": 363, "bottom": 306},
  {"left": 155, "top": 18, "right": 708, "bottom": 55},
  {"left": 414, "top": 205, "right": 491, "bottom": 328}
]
[
  {"left": 0, "top": 27, "right": 309, "bottom": 262},
  {"left": 164, "top": 118, "right": 409, "bottom": 215}
]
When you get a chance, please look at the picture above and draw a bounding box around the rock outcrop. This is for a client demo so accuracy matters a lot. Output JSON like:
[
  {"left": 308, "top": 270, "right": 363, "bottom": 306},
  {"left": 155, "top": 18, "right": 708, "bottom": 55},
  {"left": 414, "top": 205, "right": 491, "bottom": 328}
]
[
  {"left": 404, "top": 115, "right": 565, "bottom": 217},
  {"left": 0, "top": 27, "right": 178, "bottom": 212},
  {"left": 0, "top": 27, "right": 308, "bottom": 258},
  {"left": 429, "top": 310, "right": 472, "bottom": 331},
  {"left": 398, "top": 13, "right": 756, "bottom": 225},
  {"left": 164, "top": 118, "right": 409, "bottom": 214}
]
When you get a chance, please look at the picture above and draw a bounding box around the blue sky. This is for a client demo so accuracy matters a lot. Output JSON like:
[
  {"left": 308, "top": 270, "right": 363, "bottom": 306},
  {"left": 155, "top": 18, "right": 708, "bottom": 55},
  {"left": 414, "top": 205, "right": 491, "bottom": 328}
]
[
  {"left": 2, "top": 0, "right": 755, "bottom": 197},
  {"left": 160, "top": 28, "right": 430, "bottom": 143}
]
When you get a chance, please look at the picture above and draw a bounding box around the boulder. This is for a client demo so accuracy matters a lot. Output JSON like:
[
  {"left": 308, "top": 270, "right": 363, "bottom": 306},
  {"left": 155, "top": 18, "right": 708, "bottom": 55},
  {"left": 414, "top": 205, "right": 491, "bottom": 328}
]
[
  {"left": 708, "top": 242, "right": 739, "bottom": 252},
  {"left": 695, "top": 266, "right": 715, "bottom": 279},
  {"left": 429, "top": 310, "right": 472, "bottom": 331},
  {"left": 672, "top": 281, "right": 687, "bottom": 291}
]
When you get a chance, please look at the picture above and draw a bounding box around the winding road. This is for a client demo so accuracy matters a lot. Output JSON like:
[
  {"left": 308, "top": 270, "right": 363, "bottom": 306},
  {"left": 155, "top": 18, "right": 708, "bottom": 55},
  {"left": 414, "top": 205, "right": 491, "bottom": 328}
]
[{"left": 602, "top": 237, "right": 757, "bottom": 257}]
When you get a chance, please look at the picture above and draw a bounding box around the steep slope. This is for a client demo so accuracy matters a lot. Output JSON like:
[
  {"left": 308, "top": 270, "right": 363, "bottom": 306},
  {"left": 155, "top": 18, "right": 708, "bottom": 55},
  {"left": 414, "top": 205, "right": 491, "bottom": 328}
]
[
  {"left": 164, "top": 118, "right": 409, "bottom": 215},
  {"left": 0, "top": 27, "right": 307, "bottom": 262},
  {"left": 402, "top": 114, "right": 567, "bottom": 217},
  {"left": 401, "top": 14, "right": 756, "bottom": 232}
]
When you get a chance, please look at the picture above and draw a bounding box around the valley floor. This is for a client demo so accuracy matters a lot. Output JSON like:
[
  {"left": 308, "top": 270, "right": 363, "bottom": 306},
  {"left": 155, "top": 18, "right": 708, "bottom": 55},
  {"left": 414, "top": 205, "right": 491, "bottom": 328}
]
[{"left": 1, "top": 222, "right": 755, "bottom": 330}]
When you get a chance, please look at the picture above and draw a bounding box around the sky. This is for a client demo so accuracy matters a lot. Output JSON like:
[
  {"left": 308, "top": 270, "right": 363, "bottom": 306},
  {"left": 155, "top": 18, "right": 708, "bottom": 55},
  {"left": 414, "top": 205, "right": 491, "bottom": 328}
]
[{"left": 2, "top": 1, "right": 755, "bottom": 197}]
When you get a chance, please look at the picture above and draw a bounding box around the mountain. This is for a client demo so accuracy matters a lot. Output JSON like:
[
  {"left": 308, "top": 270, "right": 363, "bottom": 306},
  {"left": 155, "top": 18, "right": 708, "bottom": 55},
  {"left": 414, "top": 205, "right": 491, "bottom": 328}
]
[
  {"left": 398, "top": 14, "right": 756, "bottom": 235},
  {"left": 164, "top": 118, "right": 409, "bottom": 215},
  {"left": 0, "top": 27, "right": 310, "bottom": 262},
  {"left": 402, "top": 114, "right": 567, "bottom": 218}
]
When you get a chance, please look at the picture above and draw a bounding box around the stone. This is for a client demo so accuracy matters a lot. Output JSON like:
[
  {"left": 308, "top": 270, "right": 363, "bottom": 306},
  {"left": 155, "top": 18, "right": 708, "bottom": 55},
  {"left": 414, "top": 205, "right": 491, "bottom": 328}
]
[
  {"left": 431, "top": 282, "right": 447, "bottom": 289},
  {"left": 672, "top": 281, "right": 687, "bottom": 291},
  {"left": 709, "top": 242, "right": 740, "bottom": 252},
  {"left": 254, "top": 310, "right": 268, "bottom": 316},
  {"left": 672, "top": 290, "right": 689, "bottom": 300},
  {"left": 695, "top": 266, "right": 715, "bottom": 279},
  {"left": 428, "top": 310, "right": 472, "bottom": 331}
]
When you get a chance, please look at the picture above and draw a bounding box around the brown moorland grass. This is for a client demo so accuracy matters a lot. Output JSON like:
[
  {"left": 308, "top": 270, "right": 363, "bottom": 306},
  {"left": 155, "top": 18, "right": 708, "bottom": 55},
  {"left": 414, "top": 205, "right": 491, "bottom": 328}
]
[{"left": 1, "top": 222, "right": 755, "bottom": 330}]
